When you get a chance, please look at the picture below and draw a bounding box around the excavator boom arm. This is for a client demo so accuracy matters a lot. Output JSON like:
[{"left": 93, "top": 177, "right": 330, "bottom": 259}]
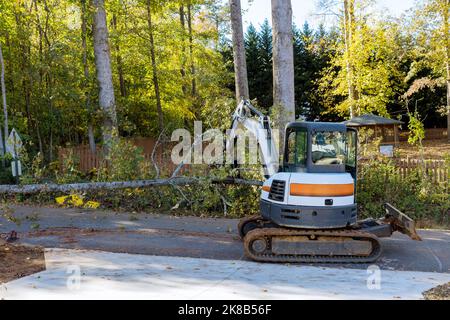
[{"left": 227, "top": 100, "right": 279, "bottom": 178}]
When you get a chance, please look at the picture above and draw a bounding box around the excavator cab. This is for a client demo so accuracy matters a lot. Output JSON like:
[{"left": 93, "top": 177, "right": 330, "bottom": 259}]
[{"left": 283, "top": 122, "right": 357, "bottom": 179}]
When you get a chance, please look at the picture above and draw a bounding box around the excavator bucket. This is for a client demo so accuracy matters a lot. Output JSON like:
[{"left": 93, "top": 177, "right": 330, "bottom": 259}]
[{"left": 383, "top": 203, "right": 422, "bottom": 241}]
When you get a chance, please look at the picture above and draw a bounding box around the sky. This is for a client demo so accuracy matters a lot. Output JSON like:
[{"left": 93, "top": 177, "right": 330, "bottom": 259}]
[{"left": 240, "top": 0, "right": 416, "bottom": 30}]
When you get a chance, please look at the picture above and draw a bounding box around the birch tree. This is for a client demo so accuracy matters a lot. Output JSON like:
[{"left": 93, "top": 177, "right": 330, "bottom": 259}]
[
  {"left": 438, "top": 0, "right": 450, "bottom": 141},
  {"left": 179, "top": 4, "right": 188, "bottom": 95},
  {"left": 271, "top": 0, "right": 295, "bottom": 150},
  {"left": 146, "top": 0, "right": 164, "bottom": 134},
  {"left": 445, "top": 0, "right": 450, "bottom": 141},
  {"left": 229, "top": 0, "right": 249, "bottom": 101},
  {"left": 92, "top": 0, "right": 118, "bottom": 155},
  {"left": 81, "top": 0, "right": 96, "bottom": 153},
  {"left": 411, "top": 0, "right": 450, "bottom": 140},
  {"left": 187, "top": 3, "right": 197, "bottom": 97},
  {"left": 317, "top": 0, "right": 395, "bottom": 118},
  {"left": 0, "top": 42, "right": 7, "bottom": 163},
  {"left": 343, "top": 0, "right": 357, "bottom": 118},
  {"left": 444, "top": 1, "right": 450, "bottom": 141}
]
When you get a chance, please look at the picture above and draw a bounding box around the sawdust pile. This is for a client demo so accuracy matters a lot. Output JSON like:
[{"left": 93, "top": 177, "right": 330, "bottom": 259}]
[{"left": 423, "top": 282, "right": 450, "bottom": 300}]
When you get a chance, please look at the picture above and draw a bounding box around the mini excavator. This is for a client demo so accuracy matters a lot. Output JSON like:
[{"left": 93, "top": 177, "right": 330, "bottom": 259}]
[{"left": 228, "top": 100, "right": 421, "bottom": 263}]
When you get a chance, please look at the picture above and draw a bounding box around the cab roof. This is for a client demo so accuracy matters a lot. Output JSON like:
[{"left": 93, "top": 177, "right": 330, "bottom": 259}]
[{"left": 286, "top": 121, "right": 347, "bottom": 132}]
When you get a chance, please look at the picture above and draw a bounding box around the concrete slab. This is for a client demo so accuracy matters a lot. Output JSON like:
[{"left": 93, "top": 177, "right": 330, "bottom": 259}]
[{"left": 1, "top": 248, "right": 449, "bottom": 300}]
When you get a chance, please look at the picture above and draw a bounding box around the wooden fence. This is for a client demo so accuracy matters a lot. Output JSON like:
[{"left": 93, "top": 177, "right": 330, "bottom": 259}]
[
  {"left": 58, "top": 137, "right": 177, "bottom": 173},
  {"left": 59, "top": 145, "right": 104, "bottom": 173},
  {"left": 394, "top": 158, "right": 448, "bottom": 184}
]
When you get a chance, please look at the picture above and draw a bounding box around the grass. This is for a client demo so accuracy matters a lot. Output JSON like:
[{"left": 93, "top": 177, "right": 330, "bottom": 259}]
[{"left": 395, "top": 139, "right": 450, "bottom": 159}]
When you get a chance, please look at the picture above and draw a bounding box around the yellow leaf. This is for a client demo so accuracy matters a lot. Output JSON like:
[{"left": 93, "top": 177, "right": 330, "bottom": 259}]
[
  {"left": 56, "top": 196, "right": 69, "bottom": 205},
  {"left": 69, "top": 194, "right": 84, "bottom": 207},
  {"left": 84, "top": 201, "right": 100, "bottom": 209}
]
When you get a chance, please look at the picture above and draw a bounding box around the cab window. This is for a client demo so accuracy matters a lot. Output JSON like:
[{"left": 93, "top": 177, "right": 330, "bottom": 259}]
[
  {"left": 311, "top": 131, "right": 346, "bottom": 165},
  {"left": 346, "top": 130, "right": 357, "bottom": 167},
  {"left": 286, "top": 129, "right": 307, "bottom": 166}
]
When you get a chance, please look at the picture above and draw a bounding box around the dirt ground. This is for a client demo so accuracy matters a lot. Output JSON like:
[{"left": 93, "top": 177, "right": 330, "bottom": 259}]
[
  {"left": 423, "top": 282, "right": 450, "bottom": 300},
  {"left": 0, "top": 243, "right": 45, "bottom": 284},
  {"left": 396, "top": 139, "right": 450, "bottom": 159}
]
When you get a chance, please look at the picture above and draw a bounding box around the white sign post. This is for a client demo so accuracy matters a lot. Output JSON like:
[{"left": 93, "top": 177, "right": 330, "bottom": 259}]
[
  {"left": 379, "top": 145, "right": 394, "bottom": 158},
  {"left": 5, "top": 128, "right": 23, "bottom": 182}
]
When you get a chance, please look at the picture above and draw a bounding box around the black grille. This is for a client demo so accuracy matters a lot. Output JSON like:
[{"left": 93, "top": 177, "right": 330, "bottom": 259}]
[{"left": 268, "top": 180, "right": 285, "bottom": 202}]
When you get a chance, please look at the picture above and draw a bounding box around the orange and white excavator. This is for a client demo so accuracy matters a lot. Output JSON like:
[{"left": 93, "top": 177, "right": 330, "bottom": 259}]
[{"left": 228, "top": 100, "right": 421, "bottom": 263}]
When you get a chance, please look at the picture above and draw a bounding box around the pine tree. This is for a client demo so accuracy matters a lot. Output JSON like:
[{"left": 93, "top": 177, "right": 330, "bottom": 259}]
[
  {"left": 293, "top": 22, "right": 315, "bottom": 119},
  {"left": 293, "top": 22, "right": 330, "bottom": 120},
  {"left": 257, "top": 19, "right": 273, "bottom": 109},
  {"left": 312, "top": 25, "right": 340, "bottom": 121},
  {"left": 245, "top": 24, "right": 261, "bottom": 104}
]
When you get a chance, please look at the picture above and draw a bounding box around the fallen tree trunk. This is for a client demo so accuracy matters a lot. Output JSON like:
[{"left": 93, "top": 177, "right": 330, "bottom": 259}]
[{"left": 0, "top": 177, "right": 263, "bottom": 195}]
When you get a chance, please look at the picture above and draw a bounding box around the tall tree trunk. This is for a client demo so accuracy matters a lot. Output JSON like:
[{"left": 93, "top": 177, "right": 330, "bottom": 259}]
[
  {"left": 271, "top": 0, "right": 295, "bottom": 152},
  {"left": 30, "top": 0, "right": 48, "bottom": 158},
  {"left": 179, "top": 5, "right": 188, "bottom": 95},
  {"left": 49, "top": 127, "right": 53, "bottom": 162},
  {"left": 229, "top": 0, "right": 249, "bottom": 101},
  {"left": 187, "top": 3, "right": 197, "bottom": 97},
  {"left": 14, "top": 8, "right": 35, "bottom": 150},
  {"left": 92, "top": 0, "right": 118, "bottom": 156},
  {"left": 36, "top": 120, "right": 43, "bottom": 155},
  {"left": 81, "top": 0, "right": 96, "bottom": 153},
  {"left": 0, "top": 43, "right": 8, "bottom": 166},
  {"left": 344, "top": 0, "right": 357, "bottom": 118},
  {"left": 146, "top": 0, "right": 164, "bottom": 134},
  {"left": 4, "top": 33, "right": 15, "bottom": 110},
  {"left": 41, "top": 0, "right": 54, "bottom": 162},
  {"left": 0, "top": 125, "right": 3, "bottom": 167},
  {"left": 0, "top": 43, "right": 8, "bottom": 145},
  {"left": 444, "top": 0, "right": 450, "bottom": 141}
]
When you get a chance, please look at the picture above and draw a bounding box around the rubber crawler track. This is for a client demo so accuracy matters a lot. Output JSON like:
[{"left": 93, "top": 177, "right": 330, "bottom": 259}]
[{"left": 243, "top": 228, "right": 382, "bottom": 263}]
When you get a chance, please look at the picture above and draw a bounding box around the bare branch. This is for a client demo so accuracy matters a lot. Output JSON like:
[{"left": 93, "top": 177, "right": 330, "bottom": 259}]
[
  {"left": 151, "top": 128, "right": 166, "bottom": 179},
  {"left": 171, "top": 131, "right": 206, "bottom": 178}
]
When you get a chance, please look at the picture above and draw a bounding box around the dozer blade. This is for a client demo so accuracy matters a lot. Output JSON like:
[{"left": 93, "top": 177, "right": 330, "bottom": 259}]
[{"left": 383, "top": 203, "right": 422, "bottom": 241}]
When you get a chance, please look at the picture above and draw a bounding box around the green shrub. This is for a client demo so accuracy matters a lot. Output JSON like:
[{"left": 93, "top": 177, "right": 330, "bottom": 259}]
[
  {"left": 19, "top": 152, "right": 48, "bottom": 184},
  {"left": 97, "top": 138, "right": 149, "bottom": 182},
  {"left": 0, "top": 167, "right": 14, "bottom": 184},
  {"left": 357, "top": 158, "right": 449, "bottom": 226},
  {"left": 55, "top": 149, "right": 84, "bottom": 184}
]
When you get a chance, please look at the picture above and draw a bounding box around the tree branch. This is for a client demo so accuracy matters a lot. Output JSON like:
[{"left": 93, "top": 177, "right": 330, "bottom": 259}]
[
  {"left": 0, "top": 177, "right": 262, "bottom": 195},
  {"left": 151, "top": 129, "right": 166, "bottom": 179}
]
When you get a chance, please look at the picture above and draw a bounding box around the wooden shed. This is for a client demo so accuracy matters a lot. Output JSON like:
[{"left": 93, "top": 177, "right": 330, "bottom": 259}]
[{"left": 343, "top": 114, "right": 404, "bottom": 146}]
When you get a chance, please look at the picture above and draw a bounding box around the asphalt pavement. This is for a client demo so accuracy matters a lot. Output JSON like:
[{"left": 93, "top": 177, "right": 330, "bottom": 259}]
[{"left": 1, "top": 205, "right": 449, "bottom": 272}]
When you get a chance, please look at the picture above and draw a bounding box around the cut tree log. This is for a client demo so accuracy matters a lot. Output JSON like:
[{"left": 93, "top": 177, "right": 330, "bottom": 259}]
[
  {"left": 0, "top": 177, "right": 262, "bottom": 195},
  {"left": 271, "top": 0, "right": 295, "bottom": 152},
  {"left": 229, "top": 0, "right": 249, "bottom": 101},
  {"left": 92, "top": 0, "right": 118, "bottom": 156}
]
